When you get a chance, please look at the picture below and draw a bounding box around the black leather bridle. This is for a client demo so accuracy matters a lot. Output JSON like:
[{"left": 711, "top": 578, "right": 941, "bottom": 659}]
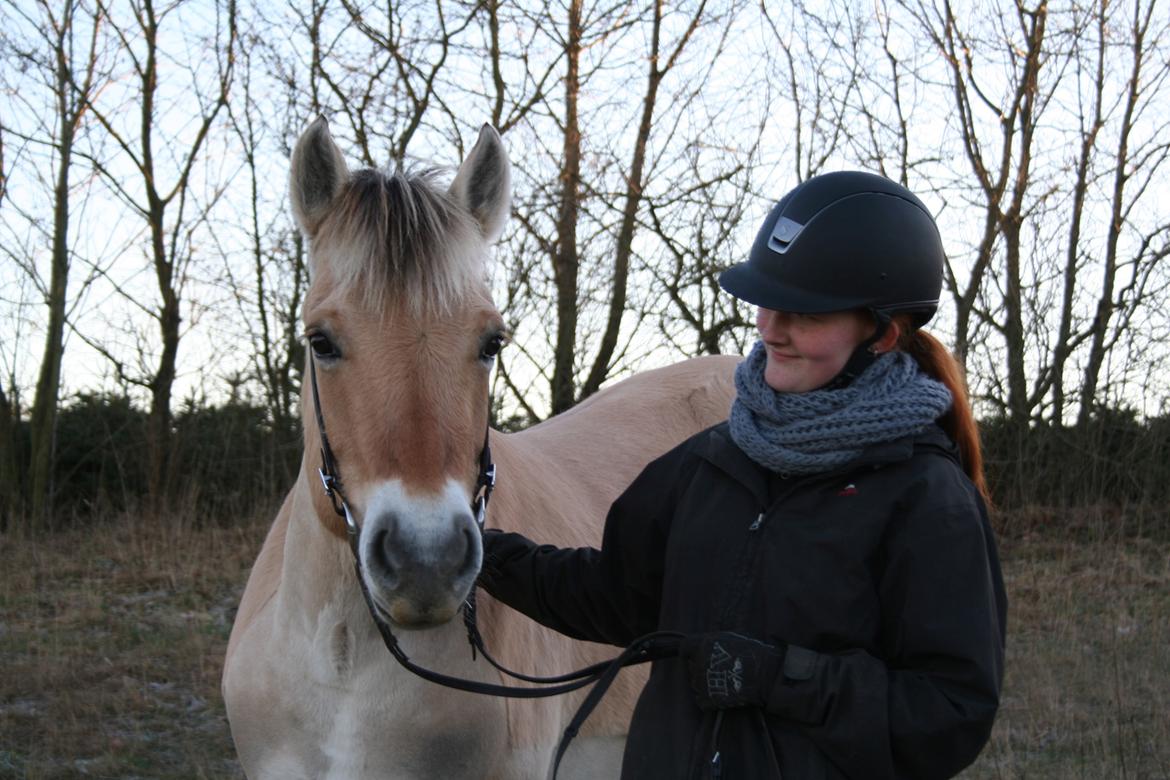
[{"left": 307, "top": 353, "right": 681, "bottom": 774}]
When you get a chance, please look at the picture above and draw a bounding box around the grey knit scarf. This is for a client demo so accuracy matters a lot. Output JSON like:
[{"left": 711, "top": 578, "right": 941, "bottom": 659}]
[{"left": 729, "top": 340, "right": 953, "bottom": 475}]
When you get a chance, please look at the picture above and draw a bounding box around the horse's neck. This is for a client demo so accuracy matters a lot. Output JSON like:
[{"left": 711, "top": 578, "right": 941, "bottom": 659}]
[
  {"left": 486, "top": 356, "right": 738, "bottom": 547},
  {"left": 278, "top": 476, "right": 355, "bottom": 619}
]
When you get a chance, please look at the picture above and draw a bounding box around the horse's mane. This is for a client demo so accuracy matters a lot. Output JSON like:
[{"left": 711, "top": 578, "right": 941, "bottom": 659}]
[{"left": 313, "top": 167, "right": 485, "bottom": 314}]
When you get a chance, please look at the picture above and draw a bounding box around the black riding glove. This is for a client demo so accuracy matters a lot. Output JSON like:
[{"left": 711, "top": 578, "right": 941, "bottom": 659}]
[{"left": 679, "top": 631, "right": 786, "bottom": 711}]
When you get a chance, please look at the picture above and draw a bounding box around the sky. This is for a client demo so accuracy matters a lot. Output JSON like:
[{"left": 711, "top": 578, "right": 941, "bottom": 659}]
[{"left": 2, "top": 0, "right": 1168, "bottom": 423}]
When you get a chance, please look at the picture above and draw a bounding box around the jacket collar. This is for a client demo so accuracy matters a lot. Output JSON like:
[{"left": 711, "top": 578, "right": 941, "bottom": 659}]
[
  {"left": 698, "top": 421, "right": 958, "bottom": 501},
  {"left": 698, "top": 423, "right": 771, "bottom": 506}
]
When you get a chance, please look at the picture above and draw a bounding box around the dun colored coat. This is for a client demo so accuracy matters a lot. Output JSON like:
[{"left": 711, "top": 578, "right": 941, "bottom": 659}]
[{"left": 221, "top": 118, "right": 737, "bottom": 779}]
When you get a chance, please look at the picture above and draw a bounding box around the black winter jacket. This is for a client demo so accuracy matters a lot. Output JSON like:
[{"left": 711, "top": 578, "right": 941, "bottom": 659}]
[{"left": 480, "top": 422, "right": 1007, "bottom": 779}]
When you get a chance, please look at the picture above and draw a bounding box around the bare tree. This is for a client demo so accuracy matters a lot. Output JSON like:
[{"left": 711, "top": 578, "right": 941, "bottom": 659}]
[
  {"left": 283, "top": 0, "right": 479, "bottom": 166},
  {"left": 900, "top": 0, "right": 1170, "bottom": 427},
  {"left": 904, "top": 0, "right": 1058, "bottom": 425},
  {"left": 3, "top": 0, "right": 1168, "bottom": 493},
  {"left": 0, "top": 121, "right": 19, "bottom": 523},
  {"left": 221, "top": 23, "right": 308, "bottom": 445},
  {"left": 761, "top": 1, "right": 866, "bottom": 182},
  {"left": 489, "top": 1, "right": 748, "bottom": 416},
  {"left": 1073, "top": 0, "right": 1170, "bottom": 425},
  {"left": 578, "top": 0, "right": 716, "bottom": 399},
  {"left": 1044, "top": 1, "right": 1108, "bottom": 424},
  {"left": 545, "top": 0, "right": 586, "bottom": 414},
  {"left": 466, "top": 0, "right": 628, "bottom": 416},
  {"left": 645, "top": 158, "right": 758, "bottom": 357},
  {"left": 220, "top": 1, "right": 751, "bottom": 423},
  {"left": 0, "top": 0, "right": 112, "bottom": 525},
  {"left": 0, "top": 78, "right": 22, "bottom": 526},
  {"left": 638, "top": 1, "right": 868, "bottom": 365},
  {"left": 77, "top": 0, "right": 237, "bottom": 506}
]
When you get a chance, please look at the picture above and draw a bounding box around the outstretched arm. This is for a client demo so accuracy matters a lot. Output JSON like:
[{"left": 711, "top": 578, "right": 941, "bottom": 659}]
[{"left": 479, "top": 444, "right": 696, "bottom": 646}]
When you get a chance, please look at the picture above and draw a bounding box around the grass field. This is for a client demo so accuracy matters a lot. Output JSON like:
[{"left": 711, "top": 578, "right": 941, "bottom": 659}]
[{"left": 1, "top": 505, "right": 1167, "bottom": 779}]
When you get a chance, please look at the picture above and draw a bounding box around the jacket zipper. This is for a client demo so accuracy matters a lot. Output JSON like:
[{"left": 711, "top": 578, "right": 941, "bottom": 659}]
[
  {"left": 711, "top": 515, "right": 764, "bottom": 780},
  {"left": 715, "top": 506, "right": 775, "bottom": 628},
  {"left": 709, "top": 710, "right": 725, "bottom": 780}
]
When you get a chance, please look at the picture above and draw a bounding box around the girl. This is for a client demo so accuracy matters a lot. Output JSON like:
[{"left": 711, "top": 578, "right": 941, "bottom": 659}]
[{"left": 480, "top": 171, "right": 1007, "bottom": 779}]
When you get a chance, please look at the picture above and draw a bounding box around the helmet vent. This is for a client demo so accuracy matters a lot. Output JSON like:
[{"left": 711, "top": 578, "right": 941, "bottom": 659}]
[{"left": 768, "top": 216, "right": 805, "bottom": 253}]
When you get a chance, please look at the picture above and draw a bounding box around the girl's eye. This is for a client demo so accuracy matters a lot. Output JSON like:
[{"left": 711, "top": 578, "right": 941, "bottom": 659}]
[
  {"left": 480, "top": 333, "right": 506, "bottom": 361},
  {"left": 308, "top": 332, "right": 340, "bottom": 360}
]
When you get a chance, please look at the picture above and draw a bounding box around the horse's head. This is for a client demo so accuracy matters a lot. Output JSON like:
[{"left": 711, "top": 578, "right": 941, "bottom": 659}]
[{"left": 291, "top": 118, "right": 510, "bottom": 628}]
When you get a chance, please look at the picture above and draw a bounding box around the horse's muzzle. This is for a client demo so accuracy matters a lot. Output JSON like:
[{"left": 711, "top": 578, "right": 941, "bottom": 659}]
[{"left": 360, "top": 498, "right": 483, "bottom": 627}]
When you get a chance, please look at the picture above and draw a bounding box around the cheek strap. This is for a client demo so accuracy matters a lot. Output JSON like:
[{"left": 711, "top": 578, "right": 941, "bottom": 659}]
[{"left": 821, "top": 312, "right": 889, "bottom": 391}]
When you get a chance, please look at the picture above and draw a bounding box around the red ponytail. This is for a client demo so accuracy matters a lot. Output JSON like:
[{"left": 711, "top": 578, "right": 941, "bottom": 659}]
[{"left": 892, "top": 317, "right": 990, "bottom": 504}]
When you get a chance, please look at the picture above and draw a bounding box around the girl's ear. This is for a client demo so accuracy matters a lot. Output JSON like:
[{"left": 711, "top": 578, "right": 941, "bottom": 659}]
[{"left": 873, "top": 318, "right": 903, "bottom": 354}]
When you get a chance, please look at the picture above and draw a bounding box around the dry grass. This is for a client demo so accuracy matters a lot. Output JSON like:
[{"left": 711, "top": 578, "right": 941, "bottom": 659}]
[
  {"left": 962, "top": 506, "right": 1170, "bottom": 779},
  {"left": 1, "top": 505, "right": 1167, "bottom": 779},
  {"left": 0, "top": 509, "right": 264, "bottom": 779}
]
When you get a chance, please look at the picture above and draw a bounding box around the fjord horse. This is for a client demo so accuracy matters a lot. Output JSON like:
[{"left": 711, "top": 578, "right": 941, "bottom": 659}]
[{"left": 222, "top": 118, "right": 738, "bottom": 779}]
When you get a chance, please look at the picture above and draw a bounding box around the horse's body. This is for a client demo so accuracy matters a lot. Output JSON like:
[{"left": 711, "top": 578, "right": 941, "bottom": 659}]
[{"left": 222, "top": 119, "right": 737, "bottom": 779}]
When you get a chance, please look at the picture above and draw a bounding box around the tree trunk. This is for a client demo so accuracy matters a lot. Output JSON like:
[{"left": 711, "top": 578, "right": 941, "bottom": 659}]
[
  {"left": 1001, "top": 221, "right": 1029, "bottom": 422},
  {"left": 26, "top": 0, "right": 97, "bottom": 527},
  {"left": 581, "top": 1, "right": 665, "bottom": 400},
  {"left": 147, "top": 276, "right": 181, "bottom": 507},
  {"left": 28, "top": 63, "right": 78, "bottom": 526},
  {"left": 550, "top": 0, "right": 582, "bottom": 415},
  {"left": 1077, "top": 0, "right": 1146, "bottom": 426},
  {"left": 0, "top": 384, "right": 21, "bottom": 529}
]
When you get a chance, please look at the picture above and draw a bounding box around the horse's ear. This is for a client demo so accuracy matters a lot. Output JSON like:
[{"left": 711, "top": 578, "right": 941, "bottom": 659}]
[
  {"left": 449, "top": 124, "right": 511, "bottom": 244},
  {"left": 290, "top": 117, "right": 348, "bottom": 237}
]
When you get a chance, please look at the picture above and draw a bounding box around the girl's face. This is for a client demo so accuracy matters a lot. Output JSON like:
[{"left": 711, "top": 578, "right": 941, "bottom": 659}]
[{"left": 755, "top": 308, "right": 875, "bottom": 393}]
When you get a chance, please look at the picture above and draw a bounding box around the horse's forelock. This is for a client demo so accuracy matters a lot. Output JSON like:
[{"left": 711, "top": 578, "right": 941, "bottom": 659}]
[{"left": 313, "top": 167, "right": 485, "bottom": 314}]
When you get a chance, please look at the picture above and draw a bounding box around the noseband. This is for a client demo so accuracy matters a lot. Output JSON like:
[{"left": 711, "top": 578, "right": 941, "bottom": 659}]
[{"left": 306, "top": 353, "right": 680, "bottom": 776}]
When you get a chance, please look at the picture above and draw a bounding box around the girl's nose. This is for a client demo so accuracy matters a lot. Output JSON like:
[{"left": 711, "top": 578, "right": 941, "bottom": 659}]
[{"left": 757, "top": 308, "right": 791, "bottom": 339}]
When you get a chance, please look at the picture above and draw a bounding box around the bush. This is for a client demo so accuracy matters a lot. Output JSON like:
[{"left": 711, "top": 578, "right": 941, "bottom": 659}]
[
  {"left": 170, "top": 398, "right": 301, "bottom": 517},
  {"left": 53, "top": 393, "right": 148, "bottom": 513},
  {"left": 11, "top": 390, "right": 1170, "bottom": 527},
  {"left": 982, "top": 408, "right": 1170, "bottom": 508},
  {"left": 44, "top": 392, "right": 300, "bottom": 524}
]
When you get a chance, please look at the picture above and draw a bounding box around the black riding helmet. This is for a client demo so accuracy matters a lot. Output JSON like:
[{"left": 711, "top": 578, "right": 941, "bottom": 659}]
[
  {"left": 719, "top": 171, "right": 944, "bottom": 328},
  {"left": 720, "top": 171, "right": 945, "bottom": 387}
]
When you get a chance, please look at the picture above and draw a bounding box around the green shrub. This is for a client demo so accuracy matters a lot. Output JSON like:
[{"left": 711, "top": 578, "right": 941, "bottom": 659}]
[
  {"left": 982, "top": 409, "right": 1170, "bottom": 508},
  {"left": 11, "top": 390, "right": 1170, "bottom": 526}
]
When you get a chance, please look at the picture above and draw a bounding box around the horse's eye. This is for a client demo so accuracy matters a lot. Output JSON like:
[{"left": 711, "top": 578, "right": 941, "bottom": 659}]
[
  {"left": 308, "top": 332, "right": 340, "bottom": 360},
  {"left": 480, "top": 333, "right": 506, "bottom": 361}
]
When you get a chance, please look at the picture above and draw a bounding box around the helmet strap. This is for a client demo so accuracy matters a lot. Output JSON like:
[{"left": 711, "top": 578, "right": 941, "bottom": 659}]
[{"left": 822, "top": 312, "right": 889, "bottom": 391}]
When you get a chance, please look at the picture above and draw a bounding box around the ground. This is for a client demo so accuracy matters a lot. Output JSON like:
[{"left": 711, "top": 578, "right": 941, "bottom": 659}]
[{"left": 1, "top": 505, "right": 1167, "bottom": 779}]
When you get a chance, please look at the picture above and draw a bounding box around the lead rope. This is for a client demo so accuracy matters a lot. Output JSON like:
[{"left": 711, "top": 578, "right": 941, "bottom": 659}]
[{"left": 307, "top": 353, "right": 681, "bottom": 774}]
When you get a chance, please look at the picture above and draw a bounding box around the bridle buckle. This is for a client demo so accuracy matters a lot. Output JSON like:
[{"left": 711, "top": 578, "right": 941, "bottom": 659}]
[{"left": 318, "top": 467, "right": 336, "bottom": 496}]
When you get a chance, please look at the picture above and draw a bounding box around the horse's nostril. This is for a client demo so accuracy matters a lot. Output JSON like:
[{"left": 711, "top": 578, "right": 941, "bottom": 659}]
[
  {"left": 370, "top": 529, "right": 401, "bottom": 586},
  {"left": 438, "top": 520, "right": 471, "bottom": 572},
  {"left": 460, "top": 526, "right": 479, "bottom": 575}
]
